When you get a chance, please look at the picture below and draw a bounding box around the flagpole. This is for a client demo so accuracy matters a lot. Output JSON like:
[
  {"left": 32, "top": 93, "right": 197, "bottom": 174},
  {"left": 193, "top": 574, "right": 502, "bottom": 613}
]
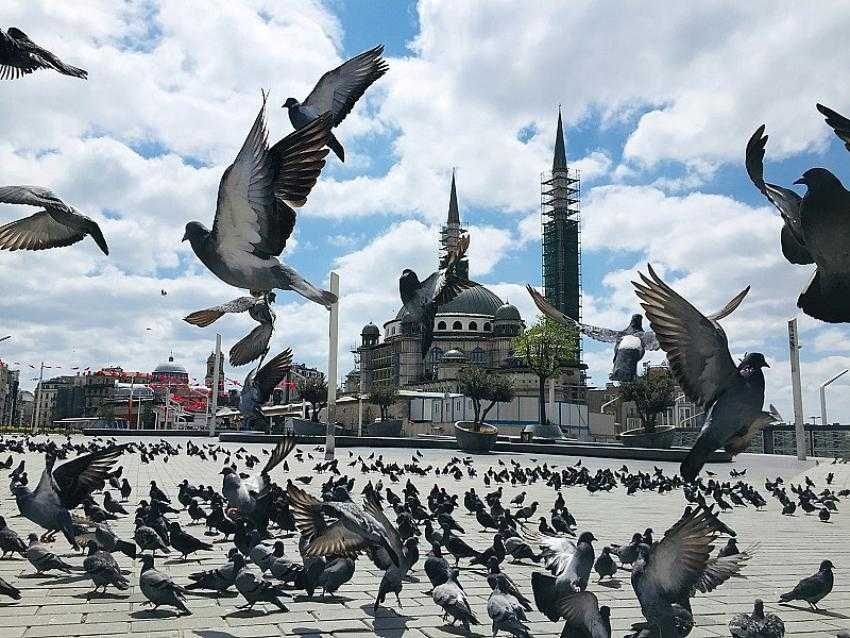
[{"left": 325, "top": 272, "right": 339, "bottom": 460}]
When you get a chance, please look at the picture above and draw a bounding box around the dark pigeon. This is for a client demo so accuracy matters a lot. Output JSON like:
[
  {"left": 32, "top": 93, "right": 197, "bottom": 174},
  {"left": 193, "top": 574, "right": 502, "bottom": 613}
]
[
  {"left": 82, "top": 540, "right": 129, "bottom": 595},
  {"left": 556, "top": 591, "right": 612, "bottom": 638},
  {"left": 237, "top": 352, "right": 294, "bottom": 435},
  {"left": 779, "top": 560, "right": 834, "bottom": 610},
  {"left": 139, "top": 555, "right": 191, "bottom": 615},
  {"left": 729, "top": 599, "right": 784, "bottom": 638},
  {"left": 0, "top": 27, "right": 87, "bottom": 79},
  {"left": 0, "top": 574, "right": 21, "bottom": 600}
]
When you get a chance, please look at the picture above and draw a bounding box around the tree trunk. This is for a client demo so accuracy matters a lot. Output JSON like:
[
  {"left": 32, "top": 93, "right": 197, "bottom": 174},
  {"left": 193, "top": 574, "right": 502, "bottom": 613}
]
[
  {"left": 481, "top": 400, "right": 497, "bottom": 423},
  {"left": 538, "top": 376, "right": 547, "bottom": 424},
  {"left": 472, "top": 398, "right": 481, "bottom": 431}
]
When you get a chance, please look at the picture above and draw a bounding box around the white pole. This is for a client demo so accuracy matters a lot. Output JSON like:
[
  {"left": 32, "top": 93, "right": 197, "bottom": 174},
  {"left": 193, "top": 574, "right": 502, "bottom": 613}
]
[
  {"left": 819, "top": 369, "right": 848, "bottom": 428},
  {"left": 358, "top": 393, "right": 363, "bottom": 437},
  {"left": 31, "top": 362, "right": 44, "bottom": 435},
  {"left": 788, "top": 319, "right": 806, "bottom": 461},
  {"left": 325, "top": 272, "right": 340, "bottom": 459},
  {"left": 210, "top": 334, "right": 221, "bottom": 437}
]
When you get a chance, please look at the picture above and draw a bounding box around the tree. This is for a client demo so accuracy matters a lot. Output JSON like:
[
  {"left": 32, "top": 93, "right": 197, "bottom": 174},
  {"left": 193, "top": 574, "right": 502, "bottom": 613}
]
[
  {"left": 96, "top": 402, "right": 115, "bottom": 420},
  {"left": 481, "top": 375, "right": 515, "bottom": 424},
  {"left": 297, "top": 375, "right": 328, "bottom": 422},
  {"left": 513, "top": 316, "right": 579, "bottom": 425},
  {"left": 368, "top": 384, "right": 399, "bottom": 421},
  {"left": 457, "top": 367, "right": 515, "bottom": 431},
  {"left": 619, "top": 370, "right": 676, "bottom": 433}
]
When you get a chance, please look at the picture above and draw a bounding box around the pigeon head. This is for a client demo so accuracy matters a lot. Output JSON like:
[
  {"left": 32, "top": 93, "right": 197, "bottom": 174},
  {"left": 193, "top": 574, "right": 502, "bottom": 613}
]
[
  {"left": 578, "top": 531, "right": 596, "bottom": 544},
  {"left": 399, "top": 269, "right": 421, "bottom": 303},
  {"left": 182, "top": 221, "right": 208, "bottom": 244},
  {"left": 752, "top": 599, "right": 765, "bottom": 618},
  {"left": 282, "top": 97, "right": 299, "bottom": 109},
  {"left": 629, "top": 314, "right": 644, "bottom": 330},
  {"left": 820, "top": 559, "right": 835, "bottom": 571},
  {"left": 794, "top": 167, "right": 843, "bottom": 191},
  {"left": 219, "top": 466, "right": 234, "bottom": 476},
  {"left": 740, "top": 352, "right": 769, "bottom": 369}
]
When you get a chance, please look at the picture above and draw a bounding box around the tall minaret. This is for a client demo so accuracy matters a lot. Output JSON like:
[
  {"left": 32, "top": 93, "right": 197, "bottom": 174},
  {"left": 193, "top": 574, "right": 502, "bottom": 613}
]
[
  {"left": 439, "top": 170, "right": 469, "bottom": 278},
  {"left": 541, "top": 108, "right": 582, "bottom": 357}
]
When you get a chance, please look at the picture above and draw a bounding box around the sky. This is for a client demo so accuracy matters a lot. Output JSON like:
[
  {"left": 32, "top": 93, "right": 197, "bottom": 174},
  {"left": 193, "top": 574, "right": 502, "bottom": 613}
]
[{"left": 2, "top": 1, "right": 850, "bottom": 424}]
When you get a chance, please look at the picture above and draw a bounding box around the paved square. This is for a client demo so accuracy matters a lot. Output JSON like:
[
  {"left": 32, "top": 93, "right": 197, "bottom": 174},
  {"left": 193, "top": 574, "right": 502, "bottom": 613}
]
[{"left": 0, "top": 435, "right": 847, "bottom": 638}]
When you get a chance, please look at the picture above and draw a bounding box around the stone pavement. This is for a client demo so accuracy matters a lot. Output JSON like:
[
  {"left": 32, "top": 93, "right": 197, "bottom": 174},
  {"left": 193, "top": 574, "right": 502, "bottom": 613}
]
[{"left": 0, "top": 436, "right": 848, "bottom": 638}]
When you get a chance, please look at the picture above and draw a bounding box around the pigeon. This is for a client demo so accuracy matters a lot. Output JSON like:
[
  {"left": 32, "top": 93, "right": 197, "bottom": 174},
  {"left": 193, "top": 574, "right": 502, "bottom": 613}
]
[
  {"left": 398, "top": 233, "right": 475, "bottom": 358},
  {"left": 237, "top": 351, "right": 294, "bottom": 433},
  {"left": 729, "top": 599, "right": 785, "bottom": 638},
  {"left": 283, "top": 45, "right": 388, "bottom": 162},
  {"left": 633, "top": 265, "right": 771, "bottom": 481},
  {"left": 184, "top": 293, "right": 276, "bottom": 366},
  {"left": 222, "top": 433, "right": 294, "bottom": 516},
  {"left": 168, "top": 521, "right": 213, "bottom": 560},
  {"left": 82, "top": 540, "right": 129, "bottom": 595},
  {"left": 0, "top": 574, "right": 21, "bottom": 600},
  {"left": 317, "top": 556, "right": 355, "bottom": 598},
  {"left": 594, "top": 546, "right": 618, "bottom": 582},
  {"left": 234, "top": 563, "right": 289, "bottom": 612},
  {"left": 102, "top": 491, "right": 128, "bottom": 516},
  {"left": 779, "top": 560, "right": 834, "bottom": 610},
  {"left": 0, "top": 27, "right": 87, "bottom": 79},
  {"left": 531, "top": 531, "right": 596, "bottom": 621},
  {"left": 0, "top": 514, "right": 27, "bottom": 557},
  {"left": 556, "top": 591, "right": 612, "bottom": 638},
  {"left": 25, "top": 533, "right": 77, "bottom": 574},
  {"left": 139, "top": 555, "right": 191, "bottom": 615},
  {"left": 134, "top": 523, "right": 169, "bottom": 555},
  {"left": 185, "top": 550, "right": 245, "bottom": 593},
  {"left": 183, "top": 93, "right": 336, "bottom": 308},
  {"left": 0, "top": 186, "right": 108, "bottom": 254},
  {"left": 746, "top": 105, "right": 850, "bottom": 322},
  {"left": 93, "top": 523, "right": 136, "bottom": 559},
  {"left": 432, "top": 568, "right": 479, "bottom": 632},
  {"left": 487, "top": 573, "right": 530, "bottom": 638},
  {"left": 424, "top": 541, "right": 451, "bottom": 592}
]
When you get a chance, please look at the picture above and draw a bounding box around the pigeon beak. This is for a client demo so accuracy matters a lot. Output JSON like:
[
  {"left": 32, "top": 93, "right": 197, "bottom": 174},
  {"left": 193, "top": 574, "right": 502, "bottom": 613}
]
[
  {"left": 793, "top": 177, "right": 806, "bottom": 185},
  {"left": 764, "top": 362, "right": 770, "bottom": 368}
]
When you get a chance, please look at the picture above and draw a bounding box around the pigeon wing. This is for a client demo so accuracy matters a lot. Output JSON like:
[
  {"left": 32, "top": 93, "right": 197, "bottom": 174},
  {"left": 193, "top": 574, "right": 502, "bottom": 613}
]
[
  {"left": 229, "top": 321, "right": 273, "bottom": 366},
  {"left": 259, "top": 435, "right": 295, "bottom": 476},
  {"left": 268, "top": 111, "right": 332, "bottom": 208},
  {"left": 253, "top": 349, "right": 293, "bottom": 403},
  {"left": 0, "top": 210, "right": 85, "bottom": 251},
  {"left": 633, "top": 265, "right": 738, "bottom": 409},
  {"left": 303, "top": 45, "right": 388, "bottom": 127},
  {"left": 52, "top": 445, "right": 128, "bottom": 510},
  {"left": 363, "top": 493, "right": 404, "bottom": 565},
  {"left": 557, "top": 591, "right": 609, "bottom": 638},
  {"left": 817, "top": 103, "right": 850, "bottom": 152},
  {"left": 184, "top": 297, "right": 258, "bottom": 327},
  {"left": 692, "top": 544, "right": 756, "bottom": 594},
  {"left": 0, "top": 31, "right": 38, "bottom": 78},
  {"left": 0, "top": 185, "right": 69, "bottom": 209},
  {"left": 288, "top": 484, "right": 365, "bottom": 556},
  {"left": 706, "top": 286, "right": 750, "bottom": 321},
  {"left": 526, "top": 285, "right": 620, "bottom": 343}
]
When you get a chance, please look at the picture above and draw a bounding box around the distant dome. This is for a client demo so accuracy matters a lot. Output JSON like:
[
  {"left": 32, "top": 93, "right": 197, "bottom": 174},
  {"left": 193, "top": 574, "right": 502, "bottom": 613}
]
[
  {"left": 361, "top": 322, "right": 379, "bottom": 337},
  {"left": 442, "top": 349, "right": 468, "bottom": 362},
  {"left": 494, "top": 302, "right": 521, "bottom": 322},
  {"left": 153, "top": 356, "right": 187, "bottom": 376}
]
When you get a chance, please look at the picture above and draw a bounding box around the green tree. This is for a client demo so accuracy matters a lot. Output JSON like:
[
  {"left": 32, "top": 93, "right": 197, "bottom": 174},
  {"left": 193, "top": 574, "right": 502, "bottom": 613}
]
[
  {"left": 481, "top": 375, "right": 515, "bottom": 424},
  {"left": 620, "top": 370, "right": 676, "bottom": 433},
  {"left": 512, "top": 316, "right": 579, "bottom": 425},
  {"left": 457, "top": 367, "right": 515, "bottom": 431},
  {"left": 298, "top": 375, "right": 328, "bottom": 422},
  {"left": 368, "top": 384, "right": 399, "bottom": 421}
]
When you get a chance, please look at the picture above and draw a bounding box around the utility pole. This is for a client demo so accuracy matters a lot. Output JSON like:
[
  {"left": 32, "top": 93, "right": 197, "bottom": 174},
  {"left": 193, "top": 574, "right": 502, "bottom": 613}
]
[
  {"left": 31, "top": 362, "right": 45, "bottom": 435},
  {"left": 788, "top": 319, "right": 806, "bottom": 461},
  {"left": 209, "top": 334, "right": 221, "bottom": 437},
  {"left": 820, "top": 369, "right": 848, "bottom": 429},
  {"left": 325, "top": 272, "right": 340, "bottom": 460}
]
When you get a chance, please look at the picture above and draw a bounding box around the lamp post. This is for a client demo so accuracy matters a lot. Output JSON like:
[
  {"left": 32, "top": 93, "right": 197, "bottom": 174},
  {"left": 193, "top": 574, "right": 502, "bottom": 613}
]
[
  {"left": 209, "top": 334, "right": 222, "bottom": 437},
  {"left": 788, "top": 319, "right": 806, "bottom": 461},
  {"left": 819, "top": 369, "right": 848, "bottom": 429},
  {"left": 325, "top": 272, "right": 340, "bottom": 460}
]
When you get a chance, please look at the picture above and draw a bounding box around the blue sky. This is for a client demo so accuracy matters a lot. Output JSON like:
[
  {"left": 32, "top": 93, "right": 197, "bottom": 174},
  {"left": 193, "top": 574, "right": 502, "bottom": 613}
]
[{"left": 2, "top": 1, "right": 850, "bottom": 423}]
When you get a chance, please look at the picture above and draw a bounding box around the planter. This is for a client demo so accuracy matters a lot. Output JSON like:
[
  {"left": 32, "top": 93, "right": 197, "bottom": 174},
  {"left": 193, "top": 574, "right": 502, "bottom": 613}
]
[
  {"left": 618, "top": 425, "right": 676, "bottom": 449},
  {"left": 530, "top": 422, "right": 566, "bottom": 441},
  {"left": 286, "top": 417, "right": 326, "bottom": 436},
  {"left": 454, "top": 421, "right": 498, "bottom": 453},
  {"left": 366, "top": 419, "right": 403, "bottom": 437}
]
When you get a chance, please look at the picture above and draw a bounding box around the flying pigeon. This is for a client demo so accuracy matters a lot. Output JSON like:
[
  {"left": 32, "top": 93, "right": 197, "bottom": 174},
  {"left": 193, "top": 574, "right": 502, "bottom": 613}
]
[
  {"left": 633, "top": 266, "right": 771, "bottom": 481},
  {"left": 183, "top": 93, "right": 336, "bottom": 308},
  {"left": 531, "top": 531, "right": 596, "bottom": 621},
  {"left": 283, "top": 45, "right": 388, "bottom": 162},
  {"left": 746, "top": 105, "right": 850, "bottom": 322},
  {"left": 0, "top": 27, "right": 87, "bottom": 79},
  {"left": 527, "top": 283, "right": 749, "bottom": 383},
  {"left": 184, "top": 293, "right": 276, "bottom": 366},
  {"left": 237, "top": 350, "right": 293, "bottom": 432},
  {"left": 399, "top": 233, "right": 475, "bottom": 359},
  {"left": 0, "top": 186, "right": 108, "bottom": 254},
  {"left": 221, "top": 434, "right": 295, "bottom": 516},
  {"left": 555, "top": 591, "right": 612, "bottom": 638}
]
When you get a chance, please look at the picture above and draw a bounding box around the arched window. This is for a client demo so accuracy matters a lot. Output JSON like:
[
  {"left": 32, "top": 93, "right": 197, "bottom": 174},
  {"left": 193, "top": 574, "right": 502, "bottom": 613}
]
[
  {"left": 483, "top": 322, "right": 492, "bottom": 332},
  {"left": 471, "top": 347, "right": 487, "bottom": 367},
  {"left": 452, "top": 321, "right": 462, "bottom": 330},
  {"left": 468, "top": 321, "right": 478, "bottom": 331},
  {"left": 437, "top": 321, "right": 447, "bottom": 330}
]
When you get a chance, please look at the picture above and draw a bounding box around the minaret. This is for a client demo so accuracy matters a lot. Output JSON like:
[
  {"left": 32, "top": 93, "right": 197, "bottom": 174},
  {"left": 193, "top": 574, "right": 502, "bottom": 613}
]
[
  {"left": 439, "top": 170, "right": 469, "bottom": 279},
  {"left": 541, "top": 108, "right": 581, "bottom": 358}
]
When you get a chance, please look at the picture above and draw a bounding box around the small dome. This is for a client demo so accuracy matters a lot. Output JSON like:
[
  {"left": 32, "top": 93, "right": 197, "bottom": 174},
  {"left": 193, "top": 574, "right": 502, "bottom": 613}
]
[
  {"left": 361, "top": 322, "right": 379, "bottom": 337},
  {"left": 153, "top": 356, "right": 187, "bottom": 375},
  {"left": 442, "top": 349, "right": 468, "bottom": 362},
  {"left": 495, "top": 303, "right": 521, "bottom": 322}
]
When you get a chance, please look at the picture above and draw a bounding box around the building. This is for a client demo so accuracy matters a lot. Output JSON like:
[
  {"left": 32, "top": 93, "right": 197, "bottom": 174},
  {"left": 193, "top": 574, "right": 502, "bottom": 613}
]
[
  {"left": 0, "top": 363, "right": 19, "bottom": 426},
  {"left": 205, "top": 351, "right": 224, "bottom": 392},
  {"left": 151, "top": 356, "right": 190, "bottom": 386},
  {"left": 16, "top": 390, "right": 34, "bottom": 427}
]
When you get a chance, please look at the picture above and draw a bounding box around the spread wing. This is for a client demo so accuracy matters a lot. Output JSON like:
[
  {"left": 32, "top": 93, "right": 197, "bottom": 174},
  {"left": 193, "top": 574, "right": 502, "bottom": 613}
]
[
  {"left": 288, "top": 484, "right": 365, "bottom": 557},
  {"left": 526, "top": 285, "right": 621, "bottom": 343},
  {"left": 52, "top": 445, "right": 128, "bottom": 510},
  {"left": 745, "top": 126, "right": 812, "bottom": 265},
  {"left": 0, "top": 185, "right": 68, "bottom": 210},
  {"left": 229, "top": 322, "right": 273, "bottom": 366},
  {"left": 692, "top": 544, "right": 757, "bottom": 595},
  {"left": 260, "top": 435, "right": 295, "bottom": 476},
  {"left": 363, "top": 493, "right": 403, "bottom": 565},
  {"left": 817, "top": 103, "right": 850, "bottom": 152},
  {"left": 254, "top": 349, "right": 293, "bottom": 402},
  {"left": 633, "top": 265, "right": 738, "bottom": 408},
  {"left": 268, "top": 111, "right": 332, "bottom": 207},
  {"left": 706, "top": 286, "right": 750, "bottom": 321},
  {"left": 0, "top": 30, "right": 38, "bottom": 78},
  {"left": 557, "top": 592, "right": 609, "bottom": 638},
  {"left": 433, "top": 234, "right": 475, "bottom": 306},
  {"left": 183, "top": 297, "right": 258, "bottom": 327},
  {"left": 303, "top": 45, "right": 388, "bottom": 127},
  {"left": 0, "top": 210, "right": 84, "bottom": 251}
]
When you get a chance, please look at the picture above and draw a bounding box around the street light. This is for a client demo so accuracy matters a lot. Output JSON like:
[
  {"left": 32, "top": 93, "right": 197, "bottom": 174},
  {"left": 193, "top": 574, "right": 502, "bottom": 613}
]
[{"left": 820, "top": 369, "right": 848, "bottom": 427}]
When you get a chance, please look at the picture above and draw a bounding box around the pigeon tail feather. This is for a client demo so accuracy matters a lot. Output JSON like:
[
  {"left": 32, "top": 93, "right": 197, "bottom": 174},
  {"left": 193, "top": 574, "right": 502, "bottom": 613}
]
[
  {"left": 681, "top": 433, "right": 722, "bottom": 483},
  {"left": 327, "top": 133, "right": 345, "bottom": 162},
  {"left": 280, "top": 268, "right": 337, "bottom": 308},
  {"left": 797, "top": 269, "right": 850, "bottom": 323}
]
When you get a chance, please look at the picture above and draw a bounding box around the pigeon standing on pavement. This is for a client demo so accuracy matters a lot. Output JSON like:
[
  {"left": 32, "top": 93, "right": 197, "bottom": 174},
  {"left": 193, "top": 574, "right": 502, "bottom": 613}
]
[
  {"left": 487, "top": 573, "right": 531, "bottom": 638},
  {"left": 779, "top": 560, "right": 834, "bottom": 611},
  {"left": 183, "top": 93, "right": 336, "bottom": 308},
  {"left": 0, "top": 27, "right": 87, "bottom": 79},
  {"left": 729, "top": 599, "right": 785, "bottom": 638},
  {"left": 746, "top": 105, "right": 850, "bottom": 322},
  {"left": 139, "top": 555, "right": 191, "bottom": 616},
  {"left": 234, "top": 563, "right": 289, "bottom": 612},
  {"left": 283, "top": 45, "right": 388, "bottom": 162},
  {"left": 0, "top": 515, "right": 27, "bottom": 557},
  {"left": 0, "top": 186, "right": 108, "bottom": 254},
  {"left": 633, "top": 265, "right": 771, "bottom": 481},
  {"left": 432, "top": 568, "right": 479, "bottom": 632},
  {"left": 25, "top": 533, "right": 77, "bottom": 575},
  {"left": 82, "top": 540, "right": 129, "bottom": 595}
]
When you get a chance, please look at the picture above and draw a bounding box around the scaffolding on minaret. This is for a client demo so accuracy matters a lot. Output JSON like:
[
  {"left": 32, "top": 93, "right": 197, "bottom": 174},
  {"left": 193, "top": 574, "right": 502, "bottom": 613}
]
[
  {"left": 541, "top": 107, "right": 582, "bottom": 362},
  {"left": 439, "top": 169, "right": 469, "bottom": 279}
]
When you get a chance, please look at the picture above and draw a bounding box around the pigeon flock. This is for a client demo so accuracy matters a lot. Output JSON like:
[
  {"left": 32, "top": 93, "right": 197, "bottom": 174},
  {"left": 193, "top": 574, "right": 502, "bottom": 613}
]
[{"left": 0, "top": 434, "right": 847, "bottom": 637}]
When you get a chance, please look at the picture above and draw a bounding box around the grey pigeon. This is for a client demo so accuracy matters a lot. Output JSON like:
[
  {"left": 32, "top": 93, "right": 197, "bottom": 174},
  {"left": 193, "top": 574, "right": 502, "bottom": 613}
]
[
  {"left": 184, "top": 293, "right": 276, "bottom": 366},
  {"left": 729, "top": 599, "right": 785, "bottom": 638},
  {"left": 93, "top": 523, "right": 135, "bottom": 559},
  {"left": 222, "top": 434, "right": 295, "bottom": 515},
  {"left": 237, "top": 352, "right": 294, "bottom": 434},
  {"left": 531, "top": 531, "right": 596, "bottom": 621},
  {"left": 139, "top": 555, "right": 191, "bottom": 615},
  {"left": 432, "top": 568, "right": 479, "bottom": 632},
  {"left": 168, "top": 521, "right": 212, "bottom": 560},
  {"left": 747, "top": 105, "right": 850, "bottom": 322},
  {"left": 0, "top": 574, "right": 21, "bottom": 600},
  {"left": 399, "top": 233, "right": 474, "bottom": 358},
  {"left": 183, "top": 93, "right": 336, "bottom": 308},
  {"left": 134, "top": 523, "right": 169, "bottom": 555},
  {"left": 528, "top": 283, "right": 748, "bottom": 383},
  {"left": 317, "top": 556, "right": 355, "bottom": 598},
  {"left": 12, "top": 445, "right": 126, "bottom": 548},
  {"left": 0, "top": 27, "right": 87, "bottom": 79},
  {"left": 0, "top": 186, "right": 108, "bottom": 254},
  {"left": 234, "top": 563, "right": 289, "bottom": 612},
  {"left": 779, "top": 560, "right": 834, "bottom": 610},
  {"left": 487, "top": 573, "right": 530, "bottom": 638},
  {"left": 633, "top": 265, "right": 771, "bottom": 481},
  {"left": 185, "top": 550, "right": 245, "bottom": 592},
  {"left": 367, "top": 499, "right": 418, "bottom": 610},
  {"left": 0, "top": 514, "right": 27, "bottom": 557},
  {"left": 83, "top": 540, "right": 128, "bottom": 595},
  {"left": 594, "top": 546, "right": 617, "bottom": 581},
  {"left": 556, "top": 591, "right": 612, "bottom": 638},
  {"left": 283, "top": 45, "right": 388, "bottom": 162},
  {"left": 25, "top": 533, "right": 77, "bottom": 575}
]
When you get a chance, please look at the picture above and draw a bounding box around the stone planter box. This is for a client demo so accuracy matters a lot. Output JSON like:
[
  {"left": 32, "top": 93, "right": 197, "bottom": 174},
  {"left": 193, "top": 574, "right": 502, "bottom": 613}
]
[
  {"left": 454, "top": 421, "right": 498, "bottom": 453},
  {"left": 286, "top": 417, "right": 326, "bottom": 436},
  {"left": 366, "top": 419, "right": 403, "bottom": 437},
  {"left": 618, "top": 425, "right": 676, "bottom": 449}
]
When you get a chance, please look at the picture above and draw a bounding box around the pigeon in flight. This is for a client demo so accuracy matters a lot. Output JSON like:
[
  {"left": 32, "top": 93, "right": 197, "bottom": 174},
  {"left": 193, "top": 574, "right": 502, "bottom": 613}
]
[
  {"left": 221, "top": 434, "right": 295, "bottom": 517},
  {"left": 633, "top": 266, "right": 771, "bottom": 482},
  {"left": 746, "top": 105, "right": 850, "bottom": 322},
  {"left": 555, "top": 591, "right": 611, "bottom": 638},
  {"left": 283, "top": 45, "right": 388, "bottom": 162},
  {"left": 183, "top": 93, "right": 336, "bottom": 308},
  {"left": 237, "top": 349, "right": 293, "bottom": 432},
  {"left": 527, "top": 284, "right": 749, "bottom": 383},
  {"left": 0, "top": 27, "right": 87, "bottom": 80},
  {"left": 184, "top": 293, "right": 276, "bottom": 366},
  {"left": 0, "top": 186, "right": 108, "bottom": 254},
  {"left": 399, "top": 233, "right": 475, "bottom": 359}
]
